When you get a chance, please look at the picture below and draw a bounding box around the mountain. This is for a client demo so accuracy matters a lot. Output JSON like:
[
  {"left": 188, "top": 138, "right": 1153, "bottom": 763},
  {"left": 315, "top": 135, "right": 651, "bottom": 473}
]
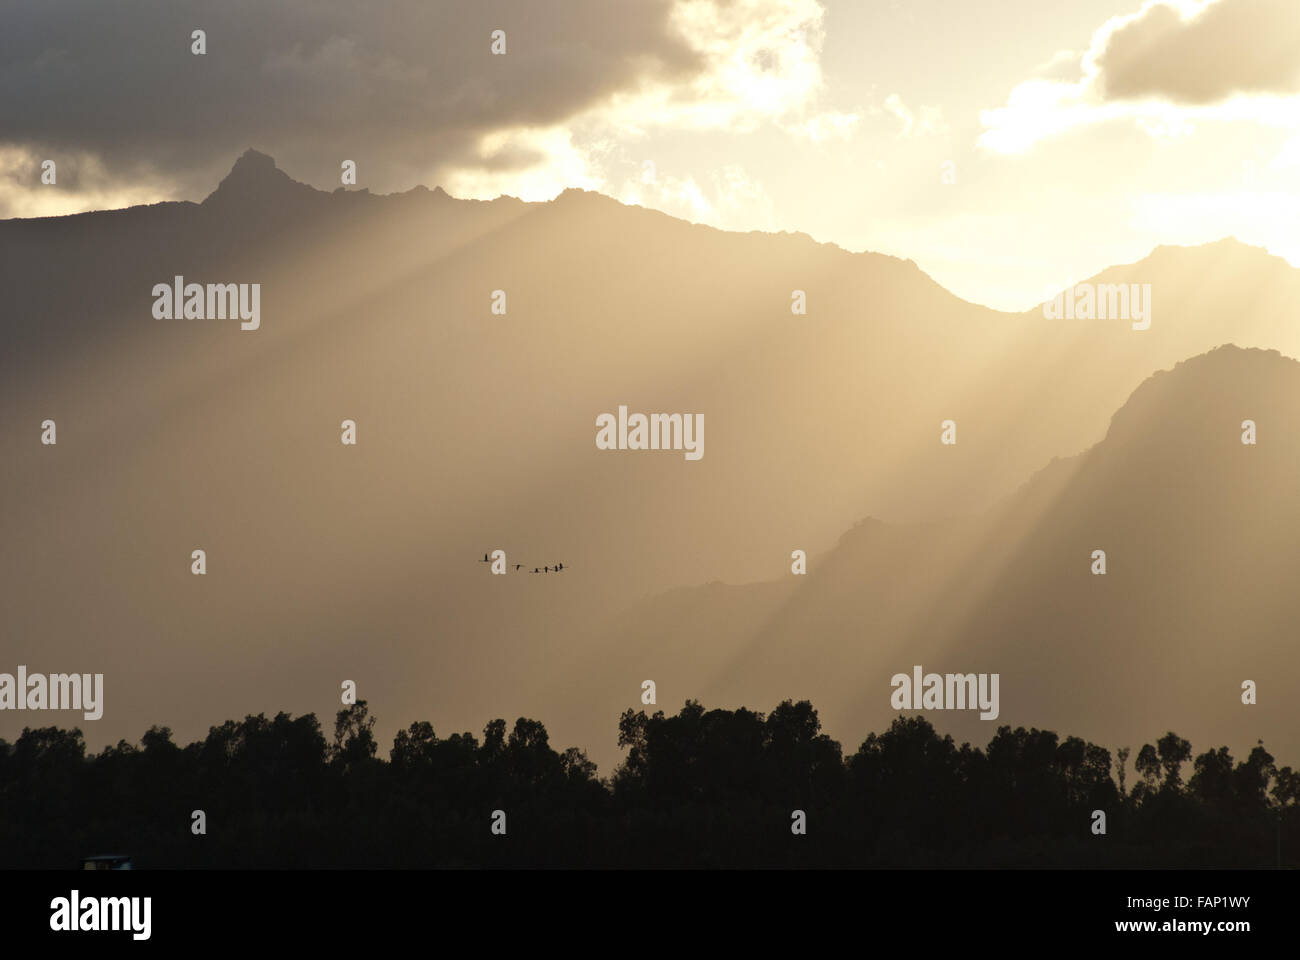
[
  {"left": 2, "top": 151, "right": 1298, "bottom": 771},
  {"left": 588, "top": 345, "right": 1300, "bottom": 769}
]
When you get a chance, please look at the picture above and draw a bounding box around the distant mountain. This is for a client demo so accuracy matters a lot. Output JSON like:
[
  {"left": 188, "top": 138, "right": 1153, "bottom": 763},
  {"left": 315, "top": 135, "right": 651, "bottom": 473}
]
[
  {"left": 585, "top": 346, "right": 1300, "bottom": 769},
  {"left": 203, "top": 148, "right": 325, "bottom": 211},
  {"left": 2, "top": 152, "right": 1297, "bottom": 770}
]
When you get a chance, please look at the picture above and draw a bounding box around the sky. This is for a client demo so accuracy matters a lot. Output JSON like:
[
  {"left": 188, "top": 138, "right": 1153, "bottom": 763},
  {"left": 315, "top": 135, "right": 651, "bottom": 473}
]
[{"left": 2, "top": 0, "right": 1298, "bottom": 309}]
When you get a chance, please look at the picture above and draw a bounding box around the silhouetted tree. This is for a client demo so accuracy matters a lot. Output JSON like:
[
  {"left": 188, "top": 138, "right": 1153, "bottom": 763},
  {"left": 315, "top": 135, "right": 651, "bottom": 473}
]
[
  {"left": 331, "top": 701, "right": 378, "bottom": 772},
  {"left": 1, "top": 702, "right": 1295, "bottom": 869},
  {"left": 1156, "top": 731, "right": 1193, "bottom": 789}
]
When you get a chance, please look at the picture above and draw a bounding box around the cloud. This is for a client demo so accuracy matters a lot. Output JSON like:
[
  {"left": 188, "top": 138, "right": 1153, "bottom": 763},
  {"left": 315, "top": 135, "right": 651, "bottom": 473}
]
[
  {"left": 0, "top": 0, "right": 855, "bottom": 214},
  {"left": 430, "top": 0, "right": 855, "bottom": 205},
  {"left": 882, "top": 94, "right": 946, "bottom": 138},
  {"left": 0, "top": 0, "right": 700, "bottom": 208},
  {"left": 1034, "top": 50, "right": 1086, "bottom": 83},
  {"left": 1094, "top": 0, "right": 1300, "bottom": 104},
  {"left": 441, "top": 127, "right": 604, "bottom": 201},
  {"left": 552, "top": 0, "right": 851, "bottom": 140},
  {"left": 0, "top": 145, "right": 180, "bottom": 219},
  {"left": 616, "top": 160, "right": 775, "bottom": 232},
  {"left": 979, "top": 0, "right": 1300, "bottom": 153}
]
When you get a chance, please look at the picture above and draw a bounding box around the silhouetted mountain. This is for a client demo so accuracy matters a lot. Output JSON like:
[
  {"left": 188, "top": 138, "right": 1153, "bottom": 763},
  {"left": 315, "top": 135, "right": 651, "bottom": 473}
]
[
  {"left": 600, "top": 346, "right": 1300, "bottom": 769},
  {"left": 3, "top": 152, "right": 1298, "bottom": 771},
  {"left": 205, "top": 149, "right": 305, "bottom": 202}
]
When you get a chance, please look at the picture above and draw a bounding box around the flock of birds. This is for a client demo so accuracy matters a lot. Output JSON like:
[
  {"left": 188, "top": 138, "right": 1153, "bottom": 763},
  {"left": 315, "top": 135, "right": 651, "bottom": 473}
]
[{"left": 480, "top": 553, "right": 566, "bottom": 574}]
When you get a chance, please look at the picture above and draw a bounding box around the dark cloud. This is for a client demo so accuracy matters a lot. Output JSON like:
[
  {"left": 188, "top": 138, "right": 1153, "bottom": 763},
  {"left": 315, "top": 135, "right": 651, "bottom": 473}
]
[
  {"left": 0, "top": 0, "right": 702, "bottom": 197},
  {"left": 1095, "top": 0, "right": 1300, "bottom": 105}
]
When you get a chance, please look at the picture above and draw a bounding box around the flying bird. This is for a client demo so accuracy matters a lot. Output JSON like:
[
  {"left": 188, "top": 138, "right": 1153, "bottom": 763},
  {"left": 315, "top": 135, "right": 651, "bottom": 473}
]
[{"left": 483, "top": 556, "right": 567, "bottom": 574}]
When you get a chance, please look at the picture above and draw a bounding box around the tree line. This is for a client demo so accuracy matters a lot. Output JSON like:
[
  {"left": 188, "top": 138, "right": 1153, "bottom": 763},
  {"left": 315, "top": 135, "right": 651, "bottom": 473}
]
[{"left": 1, "top": 699, "right": 1296, "bottom": 868}]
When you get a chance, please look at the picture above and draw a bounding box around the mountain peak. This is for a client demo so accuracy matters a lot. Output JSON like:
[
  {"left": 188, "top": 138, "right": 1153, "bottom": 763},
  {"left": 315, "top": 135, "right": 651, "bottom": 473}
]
[
  {"left": 202, "top": 149, "right": 319, "bottom": 207},
  {"left": 233, "top": 147, "right": 277, "bottom": 173},
  {"left": 1100, "top": 344, "right": 1295, "bottom": 448}
]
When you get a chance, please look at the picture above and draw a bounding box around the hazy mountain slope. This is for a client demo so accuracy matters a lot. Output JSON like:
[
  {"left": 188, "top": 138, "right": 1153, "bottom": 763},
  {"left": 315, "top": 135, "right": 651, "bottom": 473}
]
[
  {"left": 599, "top": 346, "right": 1298, "bottom": 771},
  {"left": 3, "top": 152, "right": 1299, "bottom": 769}
]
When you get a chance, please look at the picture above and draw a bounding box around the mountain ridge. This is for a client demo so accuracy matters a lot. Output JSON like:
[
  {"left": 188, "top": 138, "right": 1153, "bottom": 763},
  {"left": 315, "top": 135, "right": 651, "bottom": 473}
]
[
  {"left": 7, "top": 148, "right": 1291, "bottom": 319},
  {"left": 582, "top": 343, "right": 1300, "bottom": 770},
  {"left": 4, "top": 151, "right": 1300, "bottom": 774}
]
